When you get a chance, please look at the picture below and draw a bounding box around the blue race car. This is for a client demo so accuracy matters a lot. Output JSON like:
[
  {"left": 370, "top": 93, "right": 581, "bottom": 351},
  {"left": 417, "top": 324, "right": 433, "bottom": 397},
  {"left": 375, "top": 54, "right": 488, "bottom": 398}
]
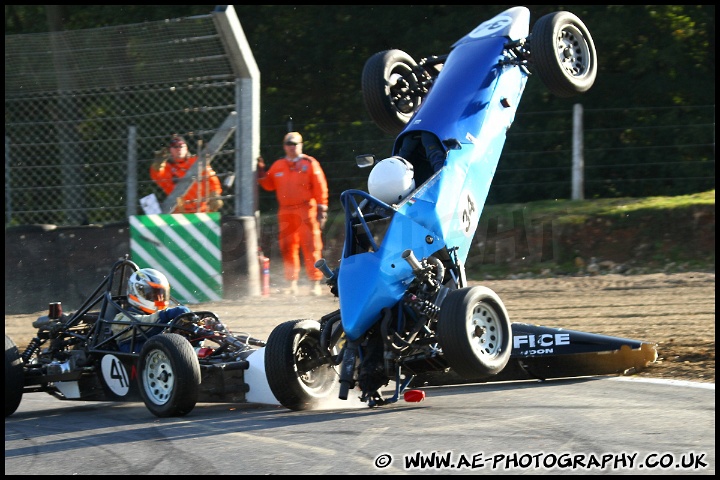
[{"left": 263, "top": 7, "right": 656, "bottom": 411}]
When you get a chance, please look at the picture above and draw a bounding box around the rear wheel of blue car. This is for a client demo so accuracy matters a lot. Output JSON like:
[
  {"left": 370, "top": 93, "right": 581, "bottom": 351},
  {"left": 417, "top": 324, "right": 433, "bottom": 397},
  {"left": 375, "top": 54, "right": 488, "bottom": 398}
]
[
  {"left": 362, "top": 49, "right": 421, "bottom": 136},
  {"left": 138, "top": 333, "right": 200, "bottom": 417},
  {"left": 264, "top": 319, "right": 339, "bottom": 411},
  {"left": 5, "top": 335, "right": 24, "bottom": 417},
  {"left": 437, "top": 287, "right": 512, "bottom": 379},
  {"left": 531, "top": 11, "right": 597, "bottom": 97}
]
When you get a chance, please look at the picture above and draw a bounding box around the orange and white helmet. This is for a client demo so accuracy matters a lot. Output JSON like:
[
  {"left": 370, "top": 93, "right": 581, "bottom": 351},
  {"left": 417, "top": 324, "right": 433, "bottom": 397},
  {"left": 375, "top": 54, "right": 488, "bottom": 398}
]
[
  {"left": 368, "top": 156, "right": 415, "bottom": 204},
  {"left": 127, "top": 268, "right": 170, "bottom": 314}
]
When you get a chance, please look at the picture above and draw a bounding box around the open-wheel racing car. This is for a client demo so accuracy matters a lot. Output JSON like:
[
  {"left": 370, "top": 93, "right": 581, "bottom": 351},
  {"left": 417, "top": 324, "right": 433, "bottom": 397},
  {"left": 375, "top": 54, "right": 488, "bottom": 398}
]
[
  {"left": 262, "top": 6, "right": 657, "bottom": 411},
  {"left": 5, "top": 256, "right": 274, "bottom": 418}
]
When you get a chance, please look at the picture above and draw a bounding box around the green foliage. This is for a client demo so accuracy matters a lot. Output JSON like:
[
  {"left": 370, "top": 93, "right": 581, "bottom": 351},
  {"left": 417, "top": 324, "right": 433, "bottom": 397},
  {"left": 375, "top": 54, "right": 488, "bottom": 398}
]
[
  {"left": 481, "top": 189, "right": 715, "bottom": 222},
  {"left": 466, "top": 189, "right": 715, "bottom": 277},
  {"left": 5, "top": 5, "right": 715, "bottom": 210}
]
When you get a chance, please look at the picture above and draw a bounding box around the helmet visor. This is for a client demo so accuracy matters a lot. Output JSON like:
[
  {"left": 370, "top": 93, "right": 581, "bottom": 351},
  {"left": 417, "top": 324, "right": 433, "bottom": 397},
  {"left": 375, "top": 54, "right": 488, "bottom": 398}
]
[{"left": 138, "top": 281, "right": 170, "bottom": 309}]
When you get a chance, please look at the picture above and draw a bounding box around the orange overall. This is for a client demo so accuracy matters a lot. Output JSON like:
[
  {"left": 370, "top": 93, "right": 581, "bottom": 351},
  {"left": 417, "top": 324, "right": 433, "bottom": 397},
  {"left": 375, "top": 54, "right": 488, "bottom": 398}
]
[
  {"left": 150, "top": 155, "right": 222, "bottom": 213},
  {"left": 258, "top": 155, "right": 329, "bottom": 282}
]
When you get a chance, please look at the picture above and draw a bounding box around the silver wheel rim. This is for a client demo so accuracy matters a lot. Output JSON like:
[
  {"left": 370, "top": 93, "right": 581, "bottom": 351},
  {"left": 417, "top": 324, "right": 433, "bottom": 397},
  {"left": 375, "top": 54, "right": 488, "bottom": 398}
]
[
  {"left": 295, "top": 335, "right": 337, "bottom": 398},
  {"left": 387, "top": 63, "right": 420, "bottom": 115},
  {"left": 299, "top": 365, "right": 336, "bottom": 396},
  {"left": 555, "top": 24, "right": 592, "bottom": 78},
  {"left": 468, "top": 302, "right": 504, "bottom": 358},
  {"left": 142, "top": 349, "right": 174, "bottom": 405}
]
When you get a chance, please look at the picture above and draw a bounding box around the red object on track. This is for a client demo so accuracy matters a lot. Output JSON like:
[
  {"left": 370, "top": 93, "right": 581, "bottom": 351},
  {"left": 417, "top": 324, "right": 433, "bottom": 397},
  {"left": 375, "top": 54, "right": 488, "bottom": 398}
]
[
  {"left": 258, "top": 249, "right": 270, "bottom": 296},
  {"left": 404, "top": 389, "right": 426, "bottom": 402}
]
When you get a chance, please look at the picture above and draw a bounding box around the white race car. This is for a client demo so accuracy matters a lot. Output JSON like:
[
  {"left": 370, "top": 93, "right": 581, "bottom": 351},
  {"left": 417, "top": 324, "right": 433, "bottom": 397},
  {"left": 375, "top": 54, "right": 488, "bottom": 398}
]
[{"left": 5, "top": 256, "right": 278, "bottom": 418}]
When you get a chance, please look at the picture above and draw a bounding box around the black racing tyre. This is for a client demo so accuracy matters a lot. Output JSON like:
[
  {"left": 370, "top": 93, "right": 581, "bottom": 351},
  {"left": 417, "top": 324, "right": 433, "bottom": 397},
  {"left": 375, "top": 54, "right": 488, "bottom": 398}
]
[
  {"left": 361, "top": 49, "right": 421, "bottom": 137},
  {"left": 437, "top": 286, "right": 512, "bottom": 379},
  {"left": 264, "top": 319, "right": 339, "bottom": 411},
  {"left": 137, "top": 333, "right": 200, "bottom": 418},
  {"left": 5, "top": 335, "right": 24, "bottom": 417},
  {"left": 530, "top": 11, "right": 597, "bottom": 97}
]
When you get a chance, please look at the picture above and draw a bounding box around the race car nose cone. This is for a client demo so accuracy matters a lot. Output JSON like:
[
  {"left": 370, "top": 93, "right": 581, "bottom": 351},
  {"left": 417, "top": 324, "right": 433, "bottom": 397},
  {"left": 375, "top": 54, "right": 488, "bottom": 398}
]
[{"left": 404, "top": 389, "right": 426, "bottom": 402}]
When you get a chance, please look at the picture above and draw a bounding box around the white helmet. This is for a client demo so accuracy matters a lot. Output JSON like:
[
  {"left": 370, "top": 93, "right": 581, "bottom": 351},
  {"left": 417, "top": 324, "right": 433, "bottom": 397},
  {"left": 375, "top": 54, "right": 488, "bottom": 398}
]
[
  {"left": 127, "top": 268, "right": 170, "bottom": 314},
  {"left": 368, "top": 156, "right": 415, "bottom": 204}
]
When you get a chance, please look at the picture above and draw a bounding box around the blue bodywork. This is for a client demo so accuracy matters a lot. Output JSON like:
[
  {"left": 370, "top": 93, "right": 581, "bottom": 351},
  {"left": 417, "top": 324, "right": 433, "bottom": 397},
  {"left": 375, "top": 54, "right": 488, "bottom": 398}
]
[
  {"left": 262, "top": 7, "right": 655, "bottom": 412},
  {"left": 337, "top": 7, "right": 530, "bottom": 341}
]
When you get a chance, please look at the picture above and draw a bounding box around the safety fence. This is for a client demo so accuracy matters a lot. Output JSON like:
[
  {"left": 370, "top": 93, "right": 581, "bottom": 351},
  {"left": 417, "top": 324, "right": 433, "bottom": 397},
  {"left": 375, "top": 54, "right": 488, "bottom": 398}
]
[
  {"left": 5, "top": 12, "right": 715, "bottom": 228},
  {"left": 5, "top": 11, "right": 239, "bottom": 227}
]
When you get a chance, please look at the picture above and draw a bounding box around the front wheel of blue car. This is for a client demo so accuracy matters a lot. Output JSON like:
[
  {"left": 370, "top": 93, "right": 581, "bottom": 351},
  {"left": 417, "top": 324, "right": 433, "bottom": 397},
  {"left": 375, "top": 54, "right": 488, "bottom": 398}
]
[
  {"left": 362, "top": 49, "right": 422, "bottom": 137},
  {"left": 437, "top": 286, "right": 512, "bottom": 379},
  {"left": 138, "top": 333, "right": 200, "bottom": 418},
  {"left": 530, "top": 11, "right": 598, "bottom": 97},
  {"left": 264, "top": 319, "right": 339, "bottom": 411}
]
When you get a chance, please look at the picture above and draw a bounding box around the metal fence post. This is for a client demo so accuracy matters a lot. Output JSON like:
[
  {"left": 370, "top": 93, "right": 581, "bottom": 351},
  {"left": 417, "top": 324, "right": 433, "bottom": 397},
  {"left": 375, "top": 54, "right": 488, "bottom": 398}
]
[
  {"left": 571, "top": 103, "right": 584, "bottom": 200},
  {"left": 5, "top": 136, "right": 12, "bottom": 224},
  {"left": 127, "top": 126, "right": 138, "bottom": 217}
]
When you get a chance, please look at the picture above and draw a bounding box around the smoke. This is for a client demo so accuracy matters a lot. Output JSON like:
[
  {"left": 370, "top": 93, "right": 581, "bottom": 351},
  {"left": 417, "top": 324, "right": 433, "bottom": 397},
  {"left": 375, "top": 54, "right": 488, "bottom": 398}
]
[{"left": 308, "top": 385, "right": 368, "bottom": 410}]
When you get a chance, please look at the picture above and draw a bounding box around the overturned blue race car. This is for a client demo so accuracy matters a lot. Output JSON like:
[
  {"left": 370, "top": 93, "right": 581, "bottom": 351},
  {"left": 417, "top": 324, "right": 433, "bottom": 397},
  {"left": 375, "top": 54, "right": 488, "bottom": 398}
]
[
  {"left": 4, "top": 7, "right": 658, "bottom": 418},
  {"left": 262, "top": 6, "right": 657, "bottom": 410}
]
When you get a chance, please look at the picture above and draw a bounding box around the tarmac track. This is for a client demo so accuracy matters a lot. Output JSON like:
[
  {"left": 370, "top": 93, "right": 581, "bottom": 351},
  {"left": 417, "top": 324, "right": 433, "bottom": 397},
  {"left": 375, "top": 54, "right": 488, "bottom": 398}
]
[
  {"left": 4, "top": 377, "right": 714, "bottom": 475},
  {"left": 5, "top": 272, "right": 715, "bottom": 475}
]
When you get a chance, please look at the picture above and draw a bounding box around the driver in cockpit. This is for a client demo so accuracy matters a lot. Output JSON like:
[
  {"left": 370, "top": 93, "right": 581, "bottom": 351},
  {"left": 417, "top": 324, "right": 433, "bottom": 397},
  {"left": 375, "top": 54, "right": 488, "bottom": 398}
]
[
  {"left": 368, "top": 130, "right": 447, "bottom": 205},
  {"left": 111, "top": 268, "right": 190, "bottom": 350}
]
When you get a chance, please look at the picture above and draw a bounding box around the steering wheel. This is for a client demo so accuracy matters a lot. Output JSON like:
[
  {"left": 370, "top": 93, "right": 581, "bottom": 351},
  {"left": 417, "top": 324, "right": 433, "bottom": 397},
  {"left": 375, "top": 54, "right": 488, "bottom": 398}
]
[{"left": 168, "top": 311, "right": 220, "bottom": 331}]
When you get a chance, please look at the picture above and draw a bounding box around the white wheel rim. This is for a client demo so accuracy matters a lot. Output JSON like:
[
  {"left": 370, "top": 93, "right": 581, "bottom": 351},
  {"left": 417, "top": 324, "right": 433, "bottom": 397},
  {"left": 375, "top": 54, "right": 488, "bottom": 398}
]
[
  {"left": 142, "top": 349, "right": 174, "bottom": 405},
  {"left": 468, "top": 302, "right": 504, "bottom": 357},
  {"left": 555, "top": 24, "right": 592, "bottom": 78}
]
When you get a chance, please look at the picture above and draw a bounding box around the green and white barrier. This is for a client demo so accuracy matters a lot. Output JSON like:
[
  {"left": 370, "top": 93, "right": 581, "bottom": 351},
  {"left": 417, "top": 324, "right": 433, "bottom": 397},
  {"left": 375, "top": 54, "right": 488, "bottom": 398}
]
[{"left": 130, "top": 213, "right": 222, "bottom": 303}]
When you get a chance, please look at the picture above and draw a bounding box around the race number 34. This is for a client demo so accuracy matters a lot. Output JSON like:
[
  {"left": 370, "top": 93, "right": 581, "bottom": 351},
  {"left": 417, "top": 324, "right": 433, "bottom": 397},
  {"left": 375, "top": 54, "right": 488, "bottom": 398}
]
[{"left": 461, "top": 192, "right": 478, "bottom": 236}]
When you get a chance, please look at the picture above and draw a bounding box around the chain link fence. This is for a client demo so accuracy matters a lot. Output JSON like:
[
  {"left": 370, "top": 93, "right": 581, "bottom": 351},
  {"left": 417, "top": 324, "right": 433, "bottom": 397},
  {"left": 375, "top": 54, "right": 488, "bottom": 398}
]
[
  {"left": 5, "top": 12, "right": 715, "bottom": 229},
  {"left": 5, "top": 12, "right": 239, "bottom": 226}
]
